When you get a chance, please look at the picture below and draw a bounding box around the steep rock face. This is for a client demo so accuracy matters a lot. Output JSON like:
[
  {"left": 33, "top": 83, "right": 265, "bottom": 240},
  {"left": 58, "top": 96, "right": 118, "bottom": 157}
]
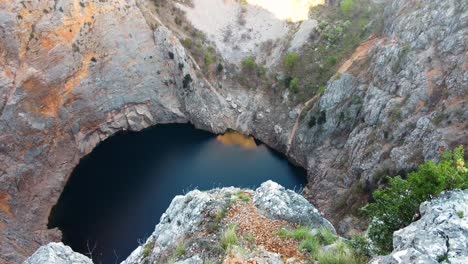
[
  {"left": 0, "top": 0, "right": 239, "bottom": 262},
  {"left": 288, "top": 0, "right": 467, "bottom": 232},
  {"left": 0, "top": 0, "right": 466, "bottom": 262},
  {"left": 372, "top": 190, "right": 468, "bottom": 264},
  {"left": 23, "top": 242, "right": 92, "bottom": 264}
]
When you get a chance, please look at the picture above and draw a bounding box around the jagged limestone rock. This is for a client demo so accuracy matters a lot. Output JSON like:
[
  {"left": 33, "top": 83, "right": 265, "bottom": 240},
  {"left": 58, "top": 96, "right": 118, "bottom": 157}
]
[
  {"left": 22, "top": 242, "right": 92, "bottom": 264},
  {"left": 253, "top": 181, "right": 336, "bottom": 232},
  {"left": 371, "top": 190, "right": 468, "bottom": 264}
]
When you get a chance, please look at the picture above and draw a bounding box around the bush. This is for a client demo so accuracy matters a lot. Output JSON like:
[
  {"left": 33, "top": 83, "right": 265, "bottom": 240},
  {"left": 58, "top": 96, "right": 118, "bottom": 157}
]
[
  {"left": 349, "top": 235, "right": 372, "bottom": 257},
  {"left": 279, "top": 226, "right": 320, "bottom": 254},
  {"left": 221, "top": 224, "right": 238, "bottom": 251},
  {"left": 290, "top": 77, "right": 299, "bottom": 93},
  {"left": 142, "top": 240, "right": 155, "bottom": 258},
  {"left": 282, "top": 52, "right": 299, "bottom": 73},
  {"left": 327, "top": 55, "right": 338, "bottom": 66},
  {"left": 340, "top": 0, "right": 354, "bottom": 14},
  {"left": 362, "top": 146, "right": 468, "bottom": 253},
  {"left": 299, "top": 236, "right": 320, "bottom": 254},
  {"left": 174, "top": 244, "right": 185, "bottom": 257},
  {"left": 241, "top": 57, "right": 257, "bottom": 72},
  {"left": 317, "top": 227, "right": 337, "bottom": 245},
  {"left": 278, "top": 226, "right": 311, "bottom": 240}
]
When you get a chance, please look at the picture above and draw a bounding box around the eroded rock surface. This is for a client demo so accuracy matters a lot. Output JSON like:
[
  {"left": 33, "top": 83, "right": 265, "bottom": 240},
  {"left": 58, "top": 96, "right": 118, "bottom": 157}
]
[
  {"left": 372, "top": 190, "right": 468, "bottom": 264},
  {"left": 23, "top": 242, "right": 92, "bottom": 264}
]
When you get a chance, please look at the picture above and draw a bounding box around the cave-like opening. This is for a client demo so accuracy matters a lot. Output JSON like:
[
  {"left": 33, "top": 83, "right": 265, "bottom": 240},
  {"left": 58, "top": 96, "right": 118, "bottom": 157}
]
[{"left": 48, "top": 124, "right": 306, "bottom": 263}]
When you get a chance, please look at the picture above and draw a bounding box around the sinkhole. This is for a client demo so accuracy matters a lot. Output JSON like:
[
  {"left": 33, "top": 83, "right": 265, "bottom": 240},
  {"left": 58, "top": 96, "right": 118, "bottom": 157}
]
[{"left": 48, "top": 124, "right": 306, "bottom": 263}]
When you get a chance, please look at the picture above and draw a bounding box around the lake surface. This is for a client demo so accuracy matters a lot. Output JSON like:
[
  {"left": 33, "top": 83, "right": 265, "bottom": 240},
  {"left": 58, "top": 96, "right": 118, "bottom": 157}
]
[{"left": 48, "top": 124, "right": 306, "bottom": 263}]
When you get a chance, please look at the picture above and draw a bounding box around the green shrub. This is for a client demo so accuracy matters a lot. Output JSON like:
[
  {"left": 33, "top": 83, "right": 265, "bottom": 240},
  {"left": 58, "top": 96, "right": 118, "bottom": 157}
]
[
  {"left": 221, "top": 224, "right": 238, "bottom": 251},
  {"left": 340, "top": 0, "right": 354, "bottom": 14},
  {"left": 241, "top": 57, "right": 257, "bottom": 72},
  {"left": 457, "top": 211, "right": 464, "bottom": 218},
  {"left": 316, "top": 239, "right": 366, "bottom": 264},
  {"left": 290, "top": 77, "right": 299, "bottom": 93},
  {"left": 181, "top": 38, "right": 193, "bottom": 49},
  {"left": 316, "top": 250, "right": 365, "bottom": 264},
  {"left": 327, "top": 55, "right": 338, "bottom": 66},
  {"left": 362, "top": 146, "right": 468, "bottom": 253},
  {"left": 278, "top": 226, "right": 319, "bottom": 254},
  {"left": 235, "top": 192, "right": 250, "bottom": 202},
  {"left": 299, "top": 236, "right": 320, "bottom": 254},
  {"left": 142, "top": 240, "right": 155, "bottom": 258},
  {"left": 174, "top": 244, "right": 185, "bottom": 257},
  {"left": 278, "top": 226, "right": 311, "bottom": 240},
  {"left": 317, "top": 227, "right": 337, "bottom": 245},
  {"left": 349, "top": 235, "right": 372, "bottom": 257},
  {"left": 283, "top": 52, "right": 299, "bottom": 73},
  {"left": 318, "top": 85, "right": 326, "bottom": 95}
]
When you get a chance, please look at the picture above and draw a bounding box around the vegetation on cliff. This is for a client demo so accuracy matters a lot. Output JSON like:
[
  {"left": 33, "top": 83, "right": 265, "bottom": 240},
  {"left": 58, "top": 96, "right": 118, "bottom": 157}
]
[
  {"left": 363, "top": 146, "right": 468, "bottom": 253},
  {"left": 280, "top": 0, "right": 383, "bottom": 101}
]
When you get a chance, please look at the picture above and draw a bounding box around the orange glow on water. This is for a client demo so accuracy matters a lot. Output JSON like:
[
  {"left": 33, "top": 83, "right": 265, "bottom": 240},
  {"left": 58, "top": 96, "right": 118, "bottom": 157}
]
[{"left": 216, "top": 131, "right": 257, "bottom": 149}]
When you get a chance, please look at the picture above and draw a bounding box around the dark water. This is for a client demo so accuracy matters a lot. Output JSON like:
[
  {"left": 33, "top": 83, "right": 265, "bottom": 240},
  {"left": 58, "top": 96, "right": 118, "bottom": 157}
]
[{"left": 48, "top": 124, "right": 306, "bottom": 263}]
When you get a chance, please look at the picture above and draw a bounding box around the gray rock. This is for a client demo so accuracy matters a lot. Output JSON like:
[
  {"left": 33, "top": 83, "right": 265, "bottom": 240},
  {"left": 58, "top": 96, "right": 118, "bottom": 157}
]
[
  {"left": 174, "top": 255, "right": 203, "bottom": 264},
  {"left": 23, "top": 243, "right": 92, "bottom": 264},
  {"left": 372, "top": 190, "right": 468, "bottom": 264},
  {"left": 122, "top": 189, "right": 219, "bottom": 263},
  {"left": 253, "top": 181, "right": 336, "bottom": 232}
]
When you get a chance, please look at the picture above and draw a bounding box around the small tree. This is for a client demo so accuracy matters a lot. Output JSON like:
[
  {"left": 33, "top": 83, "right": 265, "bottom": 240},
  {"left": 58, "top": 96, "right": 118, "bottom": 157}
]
[
  {"left": 282, "top": 52, "right": 299, "bottom": 74},
  {"left": 340, "top": 0, "right": 354, "bottom": 14},
  {"left": 362, "top": 146, "right": 468, "bottom": 253},
  {"left": 290, "top": 77, "right": 299, "bottom": 93}
]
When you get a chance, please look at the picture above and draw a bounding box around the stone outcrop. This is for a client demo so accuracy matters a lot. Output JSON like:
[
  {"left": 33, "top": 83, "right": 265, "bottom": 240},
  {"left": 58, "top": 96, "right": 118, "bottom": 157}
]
[
  {"left": 372, "top": 190, "right": 468, "bottom": 264},
  {"left": 122, "top": 181, "right": 333, "bottom": 264},
  {"left": 253, "top": 181, "right": 335, "bottom": 232},
  {"left": 23, "top": 242, "right": 92, "bottom": 264},
  {"left": 0, "top": 0, "right": 466, "bottom": 262}
]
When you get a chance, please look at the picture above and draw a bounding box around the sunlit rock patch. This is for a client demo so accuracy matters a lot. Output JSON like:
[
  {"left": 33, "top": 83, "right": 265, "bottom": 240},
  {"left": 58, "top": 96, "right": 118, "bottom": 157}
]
[{"left": 246, "top": 0, "right": 325, "bottom": 22}]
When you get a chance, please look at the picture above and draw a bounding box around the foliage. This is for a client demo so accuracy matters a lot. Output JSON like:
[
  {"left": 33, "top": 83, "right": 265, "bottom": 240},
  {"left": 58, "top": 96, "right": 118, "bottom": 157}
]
[
  {"left": 299, "top": 236, "right": 320, "bottom": 254},
  {"left": 457, "top": 211, "right": 464, "bottom": 218},
  {"left": 174, "top": 244, "right": 186, "bottom": 257},
  {"left": 317, "top": 227, "right": 337, "bottom": 245},
  {"left": 362, "top": 146, "right": 468, "bottom": 253},
  {"left": 279, "top": 226, "right": 319, "bottom": 254},
  {"left": 282, "top": 52, "right": 299, "bottom": 73},
  {"left": 221, "top": 224, "right": 238, "bottom": 251},
  {"left": 279, "top": 226, "right": 369, "bottom": 262},
  {"left": 349, "top": 235, "right": 372, "bottom": 257},
  {"left": 340, "top": 0, "right": 355, "bottom": 14},
  {"left": 316, "top": 246, "right": 367, "bottom": 264},
  {"left": 290, "top": 77, "right": 299, "bottom": 93},
  {"left": 241, "top": 57, "right": 257, "bottom": 72},
  {"left": 235, "top": 191, "right": 251, "bottom": 202},
  {"left": 142, "top": 239, "right": 155, "bottom": 258},
  {"left": 280, "top": 0, "right": 381, "bottom": 101},
  {"left": 239, "top": 57, "right": 267, "bottom": 89}
]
